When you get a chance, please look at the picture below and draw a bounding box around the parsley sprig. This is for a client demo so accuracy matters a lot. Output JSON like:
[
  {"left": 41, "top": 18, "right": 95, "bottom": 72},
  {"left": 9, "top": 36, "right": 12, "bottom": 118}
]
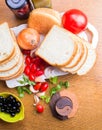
[
  {"left": 17, "top": 75, "right": 35, "bottom": 86},
  {"left": 16, "top": 75, "right": 35, "bottom": 98}
]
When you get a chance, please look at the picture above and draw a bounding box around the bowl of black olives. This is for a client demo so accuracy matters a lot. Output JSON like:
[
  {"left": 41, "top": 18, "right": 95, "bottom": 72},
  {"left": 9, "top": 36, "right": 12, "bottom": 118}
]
[{"left": 0, "top": 92, "right": 24, "bottom": 123}]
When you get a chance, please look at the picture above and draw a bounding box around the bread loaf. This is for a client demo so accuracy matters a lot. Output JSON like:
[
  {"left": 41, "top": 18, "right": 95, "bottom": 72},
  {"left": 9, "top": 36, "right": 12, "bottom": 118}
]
[{"left": 28, "top": 8, "right": 61, "bottom": 34}]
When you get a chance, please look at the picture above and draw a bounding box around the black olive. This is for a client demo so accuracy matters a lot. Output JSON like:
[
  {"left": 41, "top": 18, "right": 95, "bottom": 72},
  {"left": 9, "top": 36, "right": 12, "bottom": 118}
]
[
  {"left": 12, "top": 99, "right": 16, "bottom": 104},
  {"left": 10, "top": 112, "right": 16, "bottom": 117},
  {"left": 12, "top": 106, "right": 17, "bottom": 110},
  {"left": 16, "top": 101, "right": 21, "bottom": 107},
  {"left": 16, "top": 108, "right": 20, "bottom": 113},
  {"left": 5, "top": 109, "right": 10, "bottom": 113},
  {"left": 0, "top": 94, "right": 21, "bottom": 117},
  {"left": 0, "top": 102, "right": 3, "bottom": 107},
  {"left": 7, "top": 103, "right": 12, "bottom": 107},
  {"left": 7, "top": 95, "right": 14, "bottom": 100},
  {"left": 1, "top": 107, "right": 5, "bottom": 112},
  {"left": 0, "top": 96, "right": 3, "bottom": 101}
]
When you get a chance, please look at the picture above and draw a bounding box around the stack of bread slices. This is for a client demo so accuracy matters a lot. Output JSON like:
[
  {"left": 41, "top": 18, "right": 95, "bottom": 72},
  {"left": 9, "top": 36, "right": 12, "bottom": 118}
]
[
  {"left": 0, "top": 22, "right": 24, "bottom": 80},
  {"left": 35, "top": 25, "right": 97, "bottom": 75}
]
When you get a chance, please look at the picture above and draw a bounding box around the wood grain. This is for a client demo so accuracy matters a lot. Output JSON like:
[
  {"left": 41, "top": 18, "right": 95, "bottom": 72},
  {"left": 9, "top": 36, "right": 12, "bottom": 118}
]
[{"left": 0, "top": 0, "right": 102, "bottom": 130}]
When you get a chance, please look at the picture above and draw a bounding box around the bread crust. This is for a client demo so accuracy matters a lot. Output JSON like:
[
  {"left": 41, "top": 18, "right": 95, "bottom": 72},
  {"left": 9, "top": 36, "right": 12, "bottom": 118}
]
[
  {"left": 0, "top": 42, "right": 21, "bottom": 72},
  {"left": 61, "top": 41, "right": 88, "bottom": 73},
  {"left": 77, "top": 43, "right": 97, "bottom": 75},
  {"left": 63, "top": 40, "right": 84, "bottom": 68},
  {"left": 0, "top": 54, "right": 24, "bottom": 79},
  {"left": 0, "top": 61, "right": 24, "bottom": 80}
]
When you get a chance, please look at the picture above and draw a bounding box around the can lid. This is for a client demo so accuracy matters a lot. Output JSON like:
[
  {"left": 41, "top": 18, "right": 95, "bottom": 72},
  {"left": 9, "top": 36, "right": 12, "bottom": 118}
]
[{"left": 5, "top": 0, "right": 26, "bottom": 9}]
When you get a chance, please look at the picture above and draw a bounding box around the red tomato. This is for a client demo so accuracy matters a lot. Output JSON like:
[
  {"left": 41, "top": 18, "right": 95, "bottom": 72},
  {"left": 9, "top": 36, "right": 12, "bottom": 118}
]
[
  {"left": 29, "top": 72, "right": 35, "bottom": 81},
  {"left": 24, "top": 65, "right": 30, "bottom": 76},
  {"left": 25, "top": 55, "right": 31, "bottom": 65},
  {"left": 62, "top": 9, "right": 88, "bottom": 34},
  {"left": 30, "top": 64, "right": 37, "bottom": 73},
  {"left": 36, "top": 104, "right": 44, "bottom": 113},
  {"left": 34, "top": 82, "right": 42, "bottom": 90},
  {"left": 40, "top": 82, "right": 48, "bottom": 92},
  {"left": 35, "top": 70, "right": 44, "bottom": 77}
]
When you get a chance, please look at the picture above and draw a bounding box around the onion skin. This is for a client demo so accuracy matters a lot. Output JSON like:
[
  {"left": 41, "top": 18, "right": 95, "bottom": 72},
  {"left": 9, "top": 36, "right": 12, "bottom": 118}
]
[{"left": 17, "top": 28, "right": 40, "bottom": 50}]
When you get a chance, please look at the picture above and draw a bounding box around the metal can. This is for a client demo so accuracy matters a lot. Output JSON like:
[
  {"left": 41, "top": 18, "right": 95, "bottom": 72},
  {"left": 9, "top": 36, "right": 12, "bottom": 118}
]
[
  {"left": 31, "top": 0, "right": 52, "bottom": 8},
  {"left": 5, "top": 0, "right": 33, "bottom": 19}
]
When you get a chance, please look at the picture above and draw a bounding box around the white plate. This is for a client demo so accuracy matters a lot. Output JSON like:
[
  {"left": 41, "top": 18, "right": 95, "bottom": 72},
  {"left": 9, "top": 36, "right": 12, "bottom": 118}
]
[{"left": 6, "top": 21, "right": 98, "bottom": 88}]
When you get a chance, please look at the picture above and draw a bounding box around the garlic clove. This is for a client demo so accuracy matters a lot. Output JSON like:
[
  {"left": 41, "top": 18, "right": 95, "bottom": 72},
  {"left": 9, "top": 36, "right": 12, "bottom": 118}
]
[
  {"left": 29, "top": 85, "right": 39, "bottom": 93},
  {"left": 33, "top": 95, "right": 40, "bottom": 106}
]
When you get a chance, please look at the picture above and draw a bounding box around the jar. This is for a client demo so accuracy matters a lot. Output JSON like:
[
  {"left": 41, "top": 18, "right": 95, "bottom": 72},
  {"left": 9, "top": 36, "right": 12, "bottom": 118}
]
[
  {"left": 31, "top": 0, "right": 52, "bottom": 8},
  {"left": 5, "top": 0, "right": 33, "bottom": 19}
]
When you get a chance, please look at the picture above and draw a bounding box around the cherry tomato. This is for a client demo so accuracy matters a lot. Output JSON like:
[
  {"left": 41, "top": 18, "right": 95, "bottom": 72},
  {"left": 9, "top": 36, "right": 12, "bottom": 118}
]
[
  {"left": 62, "top": 9, "right": 88, "bottom": 34},
  {"left": 29, "top": 72, "right": 35, "bottom": 81},
  {"left": 36, "top": 104, "right": 44, "bottom": 113},
  {"left": 34, "top": 82, "right": 42, "bottom": 90},
  {"left": 40, "top": 82, "right": 48, "bottom": 92},
  {"left": 25, "top": 55, "right": 31, "bottom": 65},
  {"left": 30, "top": 64, "right": 37, "bottom": 73},
  {"left": 24, "top": 65, "right": 30, "bottom": 76},
  {"left": 35, "top": 70, "right": 44, "bottom": 77}
]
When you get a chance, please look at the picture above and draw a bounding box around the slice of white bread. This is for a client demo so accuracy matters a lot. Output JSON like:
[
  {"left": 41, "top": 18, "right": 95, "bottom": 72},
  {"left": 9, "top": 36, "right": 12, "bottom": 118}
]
[
  {"left": 77, "top": 47, "right": 96, "bottom": 75},
  {"left": 28, "top": 8, "right": 61, "bottom": 34},
  {"left": 0, "top": 22, "right": 15, "bottom": 63},
  {"left": 64, "top": 40, "right": 84, "bottom": 68},
  {"left": 0, "top": 41, "right": 21, "bottom": 72},
  {"left": 0, "top": 58, "right": 24, "bottom": 80},
  {"left": 35, "top": 25, "right": 78, "bottom": 66},
  {"left": 0, "top": 54, "right": 24, "bottom": 78},
  {"left": 61, "top": 41, "right": 88, "bottom": 73}
]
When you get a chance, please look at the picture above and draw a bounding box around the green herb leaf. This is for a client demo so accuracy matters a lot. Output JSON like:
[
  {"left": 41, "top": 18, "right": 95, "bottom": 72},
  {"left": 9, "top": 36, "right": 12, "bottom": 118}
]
[
  {"left": 16, "top": 86, "right": 24, "bottom": 98},
  {"left": 22, "top": 87, "right": 32, "bottom": 94},
  {"left": 59, "top": 81, "right": 64, "bottom": 86},
  {"left": 50, "top": 87, "right": 57, "bottom": 96},
  {"left": 56, "top": 84, "right": 61, "bottom": 91},
  {"left": 45, "top": 97, "right": 51, "bottom": 103},
  {"left": 40, "top": 95, "right": 46, "bottom": 100},
  {"left": 28, "top": 80, "right": 35, "bottom": 86},
  {"left": 17, "top": 80, "right": 25, "bottom": 85},
  {"left": 40, "top": 95, "right": 51, "bottom": 103},
  {"left": 64, "top": 81, "right": 69, "bottom": 88},
  {"left": 19, "top": 93, "right": 24, "bottom": 98},
  {"left": 49, "top": 76, "right": 58, "bottom": 84},
  {"left": 23, "top": 75, "right": 29, "bottom": 82}
]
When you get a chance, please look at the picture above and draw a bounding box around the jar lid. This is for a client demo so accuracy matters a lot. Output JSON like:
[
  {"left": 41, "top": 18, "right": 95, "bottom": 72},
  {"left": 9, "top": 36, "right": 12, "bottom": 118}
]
[{"left": 5, "top": 0, "right": 26, "bottom": 9}]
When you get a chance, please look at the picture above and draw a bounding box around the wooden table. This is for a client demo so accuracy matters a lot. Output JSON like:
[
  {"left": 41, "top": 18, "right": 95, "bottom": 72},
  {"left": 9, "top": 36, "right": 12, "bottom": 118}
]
[{"left": 0, "top": 0, "right": 102, "bottom": 130}]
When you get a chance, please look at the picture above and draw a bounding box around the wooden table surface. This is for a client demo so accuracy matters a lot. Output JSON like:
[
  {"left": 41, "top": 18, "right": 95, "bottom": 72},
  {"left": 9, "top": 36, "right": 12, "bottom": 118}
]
[{"left": 0, "top": 0, "right": 102, "bottom": 130}]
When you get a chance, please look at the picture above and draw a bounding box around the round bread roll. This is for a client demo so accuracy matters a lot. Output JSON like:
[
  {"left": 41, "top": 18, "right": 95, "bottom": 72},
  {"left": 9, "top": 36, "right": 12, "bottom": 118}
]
[{"left": 28, "top": 8, "right": 61, "bottom": 34}]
